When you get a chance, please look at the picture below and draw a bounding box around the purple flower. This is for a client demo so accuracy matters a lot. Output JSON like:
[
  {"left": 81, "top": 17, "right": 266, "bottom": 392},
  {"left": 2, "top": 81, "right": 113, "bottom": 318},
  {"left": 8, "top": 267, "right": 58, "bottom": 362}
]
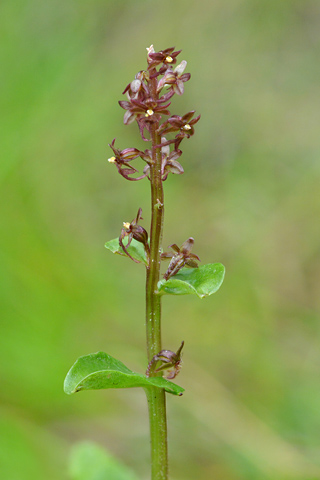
[
  {"left": 119, "top": 93, "right": 173, "bottom": 140},
  {"left": 161, "top": 237, "right": 200, "bottom": 280},
  {"left": 122, "top": 71, "right": 150, "bottom": 101},
  {"left": 158, "top": 111, "right": 201, "bottom": 149},
  {"left": 147, "top": 46, "right": 182, "bottom": 70},
  {"left": 119, "top": 96, "right": 172, "bottom": 124},
  {"left": 142, "top": 139, "right": 183, "bottom": 181},
  {"left": 107, "top": 139, "right": 145, "bottom": 181},
  {"left": 146, "top": 341, "right": 185, "bottom": 380},
  {"left": 157, "top": 60, "right": 191, "bottom": 95},
  {"left": 119, "top": 208, "right": 149, "bottom": 263}
]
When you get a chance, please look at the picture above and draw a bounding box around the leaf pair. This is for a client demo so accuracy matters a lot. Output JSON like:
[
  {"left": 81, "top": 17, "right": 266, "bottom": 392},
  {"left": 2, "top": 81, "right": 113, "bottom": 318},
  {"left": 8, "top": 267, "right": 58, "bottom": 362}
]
[
  {"left": 105, "top": 237, "right": 225, "bottom": 298},
  {"left": 65, "top": 241, "right": 225, "bottom": 397}
]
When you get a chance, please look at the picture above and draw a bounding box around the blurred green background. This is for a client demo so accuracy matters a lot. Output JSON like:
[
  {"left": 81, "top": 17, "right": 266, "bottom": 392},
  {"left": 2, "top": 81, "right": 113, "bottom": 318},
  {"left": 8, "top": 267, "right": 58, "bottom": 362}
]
[{"left": 1, "top": 0, "right": 320, "bottom": 479}]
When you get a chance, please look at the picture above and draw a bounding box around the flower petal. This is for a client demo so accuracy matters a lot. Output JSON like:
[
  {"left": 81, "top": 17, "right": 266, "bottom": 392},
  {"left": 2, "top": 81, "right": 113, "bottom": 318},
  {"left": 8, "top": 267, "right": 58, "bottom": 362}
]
[
  {"left": 131, "top": 79, "right": 141, "bottom": 93},
  {"left": 181, "top": 237, "right": 194, "bottom": 255},
  {"left": 119, "top": 101, "right": 132, "bottom": 110},
  {"left": 161, "top": 139, "right": 170, "bottom": 157},
  {"left": 166, "top": 160, "right": 184, "bottom": 175},
  {"left": 182, "top": 110, "right": 196, "bottom": 122},
  {"left": 180, "top": 73, "right": 191, "bottom": 83},
  {"left": 161, "top": 251, "right": 175, "bottom": 259},
  {"left": 185, "top": 258, "right": 199, "bottom": 268},
  {"left": 174, "top": 60, "right": 187, "bottom": 75},
  {"left": 123, "top": 110, "right": 136, "bottom": 125},
  {"left": 174, "top": 80, "right": 184, "bottom": 95},
  {"left": 168, "top": 244, "right": 181, "bottom": 253}
]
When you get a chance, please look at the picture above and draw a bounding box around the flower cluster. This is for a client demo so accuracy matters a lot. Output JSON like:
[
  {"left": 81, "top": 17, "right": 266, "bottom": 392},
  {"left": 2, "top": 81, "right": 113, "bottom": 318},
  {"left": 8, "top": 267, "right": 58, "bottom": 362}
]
[
  {"left": 107, "top": 45, "right": 200, "bottom": 182},
  {"left": 110, "top": 47, "right": 202, "bottom": 290}
]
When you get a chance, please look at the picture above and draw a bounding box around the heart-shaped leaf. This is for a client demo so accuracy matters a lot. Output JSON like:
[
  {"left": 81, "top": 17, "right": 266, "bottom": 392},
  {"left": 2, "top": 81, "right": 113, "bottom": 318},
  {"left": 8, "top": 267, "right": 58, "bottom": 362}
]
[
  {"left": 64, "top": 352, "right": 184, "bottom": 396},
  {"left": 105, "top": 237, "right": 147, "bottom": 265},
  {"left": 157, "top": 263, "right": 225, "bottom": 298}
]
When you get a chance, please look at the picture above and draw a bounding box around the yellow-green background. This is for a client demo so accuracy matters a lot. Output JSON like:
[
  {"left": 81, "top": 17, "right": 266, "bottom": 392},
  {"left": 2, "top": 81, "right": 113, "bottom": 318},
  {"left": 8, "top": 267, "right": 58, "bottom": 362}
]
[{"left": 1, "top": 1, "right": 320, "bottom": 479}]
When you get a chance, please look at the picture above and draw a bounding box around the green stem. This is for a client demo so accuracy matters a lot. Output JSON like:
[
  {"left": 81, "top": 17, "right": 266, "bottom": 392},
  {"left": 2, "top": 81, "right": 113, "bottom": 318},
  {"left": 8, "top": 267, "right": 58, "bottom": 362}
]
[
  {"left": 145, "top": 387, "right": 167, "bottom": 480},
  {"left": 145, "top": 74, "right": 168, "bottom": 479},
  {"left": 146, "top": 126, "right": 164, "bottom": 360}
]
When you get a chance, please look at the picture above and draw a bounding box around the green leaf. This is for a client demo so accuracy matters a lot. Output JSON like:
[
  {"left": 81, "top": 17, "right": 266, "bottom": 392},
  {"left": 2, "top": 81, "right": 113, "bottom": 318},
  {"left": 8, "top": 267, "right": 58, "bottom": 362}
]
[
  {"left": 105, "top": 237, "right": 147, "bottom": 265},
  {"left": 69, "top": 441, "right": 139, "bottom": 480},
  {"left": 157, "top": 263, "right": 225, "bottom": 298},
  {"left": 64, "top": 352, "right": 184, "bottom": 396}
]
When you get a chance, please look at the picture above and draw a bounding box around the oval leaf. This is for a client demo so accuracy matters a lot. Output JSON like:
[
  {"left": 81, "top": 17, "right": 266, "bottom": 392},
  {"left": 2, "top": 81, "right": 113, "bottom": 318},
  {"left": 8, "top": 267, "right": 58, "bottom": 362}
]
[
  {"left": 157, "top": 263, "right": 225, "bottom": 298},
  {"left": 105, "top": 237, "right": 147, "bottom": 265},
  {"left": 64, "top": 352, "right": 184, "bottom": 396}
]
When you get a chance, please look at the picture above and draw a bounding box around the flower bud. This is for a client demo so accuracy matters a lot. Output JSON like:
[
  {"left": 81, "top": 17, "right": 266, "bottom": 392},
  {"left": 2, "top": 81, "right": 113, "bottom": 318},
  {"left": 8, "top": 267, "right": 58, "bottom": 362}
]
[{"left": 132, "top": 225, "right": 149, "bottom": 248}]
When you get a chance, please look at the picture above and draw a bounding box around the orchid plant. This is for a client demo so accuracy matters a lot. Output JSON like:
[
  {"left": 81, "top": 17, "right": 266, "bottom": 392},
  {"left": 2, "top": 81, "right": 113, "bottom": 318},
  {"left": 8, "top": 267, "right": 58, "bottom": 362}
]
[{"left": 64, "top": 45, "right": 225, "bottom": 480}]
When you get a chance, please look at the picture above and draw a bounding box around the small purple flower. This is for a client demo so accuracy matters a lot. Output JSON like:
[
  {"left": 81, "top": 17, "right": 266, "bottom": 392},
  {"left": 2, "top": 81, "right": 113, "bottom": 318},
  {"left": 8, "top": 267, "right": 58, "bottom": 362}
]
[
  {"left": 119, "top": 94, "right": 173, "bottom": 140},
  {"left": 147, "top": 46, "right": 182, "bottom": 70},
  {"left": 146, "top": 341, "right": 184, "bottom": 379},
  {"left": 161, "top": 237, "right": 200, "bottom": 280},
  {"left": 157, "top": 60, "right": 191, "bottom": 95},
  {"left": 122, "top": 71, "right": 150, "bottom": 101},
  {"left": 158, "top": 111, "right": 201, "bottom": 149},
  {"left": 119, "top": 96, "right": 172, "bottom": 124},
  {"left": 107, "top": 139, "right": 145, "bottom": 181},
  {"left": 142, "top": 139, "right": 183, "bottom": 181},
  {"left": 119, "top": 208, "right": 149, "bottom": 263}
]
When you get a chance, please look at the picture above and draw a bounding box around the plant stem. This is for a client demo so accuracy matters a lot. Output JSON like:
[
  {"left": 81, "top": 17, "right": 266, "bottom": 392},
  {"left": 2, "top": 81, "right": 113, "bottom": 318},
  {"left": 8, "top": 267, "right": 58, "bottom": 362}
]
[
  {"left": 145, "top": 81, "right": 168, "bottom": 479},
  {"left": 145, "top": 387, "right": 167, "bottom": 480},
  {"left": 146, "top": 127, "right": 164, "bottom": 361}
]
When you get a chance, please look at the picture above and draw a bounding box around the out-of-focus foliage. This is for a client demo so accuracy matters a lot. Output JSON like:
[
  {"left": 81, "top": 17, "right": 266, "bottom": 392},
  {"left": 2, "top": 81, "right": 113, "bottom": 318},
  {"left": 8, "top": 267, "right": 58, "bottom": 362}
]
[
  {"left": 1, "top": 0, "right": 320, "bottom": 479},
  {"left": 69, "top": 442, "right": 139, "bottom": 480}
]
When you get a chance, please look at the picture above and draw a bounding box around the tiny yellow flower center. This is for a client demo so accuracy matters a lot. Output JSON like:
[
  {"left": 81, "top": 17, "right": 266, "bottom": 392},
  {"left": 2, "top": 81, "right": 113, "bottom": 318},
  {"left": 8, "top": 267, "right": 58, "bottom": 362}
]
[
  {"left": 123, "top": 222, "right": 131, "bottom": 229},
  {"left": 145, "top": 109, "right": 154, "bottom": 117},
  {"left": 166, "top": 55, "right": 173, "bottom": 63},
  {"left": 108, "top": 156, "right": 116, "bottom": 163},
  {"left": 183, "top": 124, "right": 191, "bottom": 130}
]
